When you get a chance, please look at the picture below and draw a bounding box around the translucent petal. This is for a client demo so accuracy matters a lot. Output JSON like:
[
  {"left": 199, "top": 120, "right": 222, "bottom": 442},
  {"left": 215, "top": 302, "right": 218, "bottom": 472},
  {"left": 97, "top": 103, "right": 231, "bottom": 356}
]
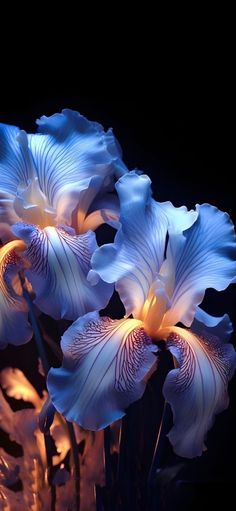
[
  {"left": 0, "top": 125, "right": 29, "bottom": 196},
  {"left": 0, "top": 368, "right": 42, "bottom": 409},
  {"left": 0, "top": 240, "right": 32, "bottom": 348},
  {"left": 47, "top": 312, "right": 157, "bottom": 430},
  {"left": 79, "top": 193, "right": 120, "bottom": 233},
  {"left": 28, "top": 109, "right": 127, "bottom": 224},
  {"left": 162, "top": 204, "right": 236, "bottom": 328},
  {"left": 12, "top": 223, "right": 113, "bottom": 320},
  {"left": 90, "top": 172, "right": 197, "bottom": 318},
  {"left": 0, "top": 126, "right": 31, "bottom": 229},
  {"left": 160, "top": 322, "right": 236, "bottom": 458}
]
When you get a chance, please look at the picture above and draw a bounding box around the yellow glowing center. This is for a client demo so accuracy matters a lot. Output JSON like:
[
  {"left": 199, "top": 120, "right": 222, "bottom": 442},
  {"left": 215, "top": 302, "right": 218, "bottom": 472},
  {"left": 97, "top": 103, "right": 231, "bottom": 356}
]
[{"left": 14, "top": 177, "right": 57, "bottom": 229}]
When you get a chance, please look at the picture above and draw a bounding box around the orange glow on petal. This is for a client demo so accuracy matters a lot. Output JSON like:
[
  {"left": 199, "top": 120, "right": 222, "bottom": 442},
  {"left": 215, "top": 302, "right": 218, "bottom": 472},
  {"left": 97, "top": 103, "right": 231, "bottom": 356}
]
[
  {"left": 140, "top": 280, "right": 169, "bottom": 338},
  {"left": 0, "top": 368, "right": 42, "bottom": 410}
]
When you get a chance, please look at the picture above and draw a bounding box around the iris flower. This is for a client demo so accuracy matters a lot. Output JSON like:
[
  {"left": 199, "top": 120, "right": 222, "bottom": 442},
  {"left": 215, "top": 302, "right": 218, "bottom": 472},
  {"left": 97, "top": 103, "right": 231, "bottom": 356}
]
[
  {"left": 47, "top": 172, "right": 236, "bottom": 458},
  {"left": 0, "top": 110, "right": 126, "bottom": 347}
]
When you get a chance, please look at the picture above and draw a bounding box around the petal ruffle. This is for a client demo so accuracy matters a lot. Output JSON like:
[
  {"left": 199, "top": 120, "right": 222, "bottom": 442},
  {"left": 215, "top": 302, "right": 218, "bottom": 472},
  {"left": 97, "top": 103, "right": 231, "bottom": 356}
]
[
  {"left": 90, "top": 172, "right": 197, "bottom": 318},
  {"left": 160, "top": 322, "right": 236, "bottom": 458},
  {"left": 0, "top": 125, "right": 29, "bottom": 196},
  {"left": 28, "top": 109, "right": 127, "bottom": 224},
  {"left": 12, "top": 223, "right": 113, "bottom": 320},
  {"left": 193, "top": 307, "right": 233, "bottom": 341},
  {"left": 47, "top": 312, "right": 157, "bottom": 430},
  {"left": 0, "top": 240, "right": 32, "bottom": 348},
  {"left": 0, "top": 126, "right": 30, "bottom": 229},
  {"left": 161, "top": 204, "right": 236, "bottom": 328}
]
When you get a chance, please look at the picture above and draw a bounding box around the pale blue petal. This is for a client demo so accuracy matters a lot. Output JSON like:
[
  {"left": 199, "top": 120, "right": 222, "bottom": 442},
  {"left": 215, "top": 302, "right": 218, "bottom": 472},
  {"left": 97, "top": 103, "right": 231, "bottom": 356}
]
[
  {"left": 162, "top": 204, "right": 236, "bottom": 328},
  {"left": 0, "top": 240, "right": 32, "bottom": 348},
  {"left": 0, "top": 126, "right": 30, "bottom": 227},
  {"left": 81, "top": 193, "right": 120, "bottom": 232},
  {"left": 12, "top": 222, "right": 113, "bottom": 320},
  {"left": 0, "top": 203, "right": 20, "bottom": 242},
  {"left": 56, "top": 175, "right": 104, "bottom": 229},
  {"left": 0, "top": 125, "right": 30, "bottom": 195},
  {"left": 90, "top": 172, "right": 197, "bottom": 318},
  {"left": 192, "top": 307, "right": 233, "bottom": 341},
  {"left": 47, "top": 313, "right": 157, "bottom": 430},
  {"left": 28, "top": 109, "right": 127, "bottom": 224},
  {"left": 161, "top": 322, "right": 236, "bottom": 458}
]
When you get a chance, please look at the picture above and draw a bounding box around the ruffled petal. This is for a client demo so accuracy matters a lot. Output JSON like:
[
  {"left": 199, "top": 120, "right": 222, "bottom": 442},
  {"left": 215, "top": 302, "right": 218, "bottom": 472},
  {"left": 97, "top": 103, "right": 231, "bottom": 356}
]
[
  {"left": 90, "top": 172, "right": 197, "bottom": 318},
  {"left": 12, "top": 222, "right": 113, "bottom": 320},
  {"left": 47, "top": 312, "right": 157, "bottom": 430},
  {"left": 160, "top": 323, "right": 236, "bottom": 458},
  {"left": 193, "top": 307, "right": 233, "bottom": 341},
  {"left": 0, "top": 125, "right": 30, "bottom": 196},
  {"left": 0, "top": 126, "right": 31, "bottom": 230},
  {"left": 28, "top": 109, "right": 127, "bottom": 224},
  {"left": 161, "top": 204, "right": 236, "bottom": 328},
  {"left": 0, "top": 240, "right": 32, "bottom": 348}
]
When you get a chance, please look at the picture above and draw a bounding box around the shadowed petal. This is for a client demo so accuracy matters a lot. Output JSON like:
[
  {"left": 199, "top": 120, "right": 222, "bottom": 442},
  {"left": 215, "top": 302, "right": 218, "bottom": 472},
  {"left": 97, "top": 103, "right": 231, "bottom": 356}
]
[
  {"left": 160, "top": 322, "right": 236, "bottom": 458},
  {"left": 0, "top": 240, "right": 32, "bottom": 348},
  {"left": 90, "top": 172, "right": 197, "bottom": 318},
  {"left": 47, "top": 312, "right": 157, "bottom": 430},
  {"left": 12, "top": 223, "right": 113, "bottom": 320},
  {"left": 28, "top": 109, "right": 127, "bottom": 224},
  {"left": 192, "top": 307, "right": 233, "bottom": 341},
  {"left": 0, "top": 219, "right": 20, "bottom": 243},
  {"left": 79, "top": 193, "right": 120, "bottom": 233},
  {"left": 56, "top": 174, "right": 104, "bottom": 229},
  {"left": 161, "top": 204, "right": 236, "bottom": 328}
]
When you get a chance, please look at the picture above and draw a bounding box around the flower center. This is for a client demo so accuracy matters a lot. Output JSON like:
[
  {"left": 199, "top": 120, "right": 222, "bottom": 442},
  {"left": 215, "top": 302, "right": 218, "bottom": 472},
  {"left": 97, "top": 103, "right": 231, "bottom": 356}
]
[
  {"left": 139, "top": 278, "right": 169, "bottom": 339},
  {"left": 14, "top": 177, "right": 57, "bottom": 228}
]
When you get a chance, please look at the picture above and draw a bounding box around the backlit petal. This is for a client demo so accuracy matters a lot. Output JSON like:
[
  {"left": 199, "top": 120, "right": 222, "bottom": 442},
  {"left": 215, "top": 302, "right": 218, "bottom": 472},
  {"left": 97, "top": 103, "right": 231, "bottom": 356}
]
[
  {"left": 80, "top": 193, "right": 120, "bottom": 233},
  {"left": 90, "top": 172, "right": 197, "bottom": 318},
  {"left": 12, "top": 223, "right": 112, "bottom": 320},
  {"left": 140, "top": 278, "right": 170, "bottom": 337},
  {"left": 161, "top": 204, "right": 236, "bottom": 328},
  {"left": 0, "top": 240, "right": 32, "bottom": 348},
  {"left": 47, "top": 313, "right": 157, "bottom": 430},
  {"left": 160, "top": 323, "right": 236, "bottom": 458},
  {"left": 0, "top": 368, "right": 42, "bottom": 409},
  {"left": 57, "top": 175, "right": 104, "bottom": 229},
  {"left": 0, "top": 125, "right": 29, "bottom": 196},
  {"left": 0, "top": 126, "right": 30, "bottom": 229},
  {"left": 192, "top": 307, "right": 233, "bottom": 341},
  {"left": 28, "top": 109, "right": 127, "bottom": 224}
]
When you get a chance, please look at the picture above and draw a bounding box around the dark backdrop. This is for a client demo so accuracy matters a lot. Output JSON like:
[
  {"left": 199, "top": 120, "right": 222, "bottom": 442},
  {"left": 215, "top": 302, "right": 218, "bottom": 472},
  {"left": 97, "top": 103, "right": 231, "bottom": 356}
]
[{"left": 0, "top": 97, "right": 235, "bottom": 510}]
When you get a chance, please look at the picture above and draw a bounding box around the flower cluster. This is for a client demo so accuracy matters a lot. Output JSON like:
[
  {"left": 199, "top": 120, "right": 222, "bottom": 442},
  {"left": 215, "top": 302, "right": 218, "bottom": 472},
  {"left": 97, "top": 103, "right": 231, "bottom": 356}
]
[{"left": 0, "top": 109, "right": 235, "bottom": 463}]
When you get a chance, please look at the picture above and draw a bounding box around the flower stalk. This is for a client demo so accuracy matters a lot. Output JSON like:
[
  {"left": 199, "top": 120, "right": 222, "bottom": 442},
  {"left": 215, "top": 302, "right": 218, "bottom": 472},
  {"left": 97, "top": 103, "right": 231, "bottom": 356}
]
[{"left": 20, "top": 276, "right": 80, "bottom": 511}]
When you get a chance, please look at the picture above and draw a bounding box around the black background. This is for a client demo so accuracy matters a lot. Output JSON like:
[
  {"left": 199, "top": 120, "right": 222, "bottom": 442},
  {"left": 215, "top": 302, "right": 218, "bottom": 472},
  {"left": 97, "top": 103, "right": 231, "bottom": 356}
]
[{"left": 0, "top": 96, "right": 235, "bottom": 510}]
